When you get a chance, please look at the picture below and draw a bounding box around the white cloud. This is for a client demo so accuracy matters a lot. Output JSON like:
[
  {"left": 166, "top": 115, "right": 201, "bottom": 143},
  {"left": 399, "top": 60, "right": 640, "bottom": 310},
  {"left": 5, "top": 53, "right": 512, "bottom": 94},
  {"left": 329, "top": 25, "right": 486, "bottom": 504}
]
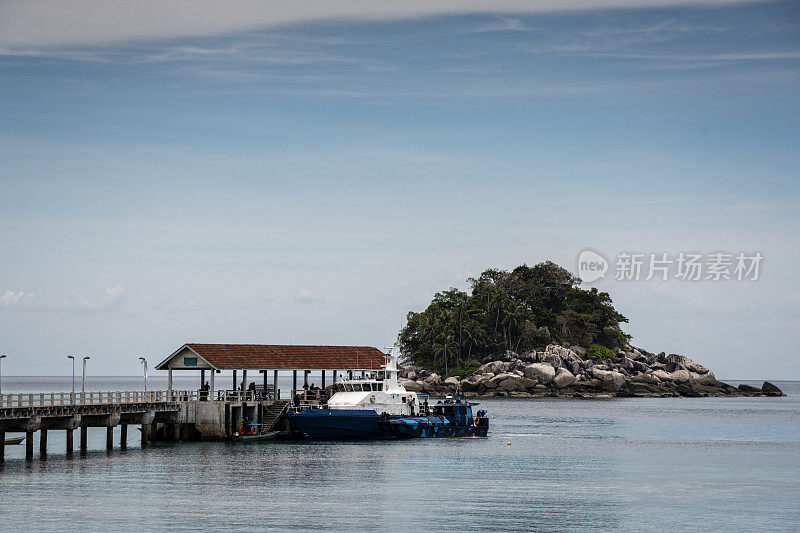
[
  {"left": 295, "top": 289, "right": 322, "bottom": 304},
  {"left": 0, "top": 0, "right": 769, "bottom": 47},
  {"left": 1, "top": 285, "right": 126, "bottom": 312},
  {"left": 0, "top": 290, "right": 35, "bottom": 307},
  {"left": 475, "top": 16, "right": 529, "bottom": 33}
]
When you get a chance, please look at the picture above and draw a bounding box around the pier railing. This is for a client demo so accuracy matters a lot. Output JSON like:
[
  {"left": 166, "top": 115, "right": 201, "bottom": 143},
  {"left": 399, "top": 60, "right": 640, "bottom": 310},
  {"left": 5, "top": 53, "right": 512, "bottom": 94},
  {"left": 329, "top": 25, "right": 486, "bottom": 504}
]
[
  {"left": 0, "top": 390, "right": 196, "bottom": 408},
  {"left": 0, "top": 389, "right": 284, "bottom": 408}
]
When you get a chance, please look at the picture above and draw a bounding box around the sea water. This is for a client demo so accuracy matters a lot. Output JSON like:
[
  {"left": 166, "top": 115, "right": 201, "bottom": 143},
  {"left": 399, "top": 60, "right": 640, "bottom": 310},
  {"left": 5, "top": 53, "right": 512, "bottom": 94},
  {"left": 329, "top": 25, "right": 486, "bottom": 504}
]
[{"left": 0, "top": 377, "right": 798, "bottom": 532}]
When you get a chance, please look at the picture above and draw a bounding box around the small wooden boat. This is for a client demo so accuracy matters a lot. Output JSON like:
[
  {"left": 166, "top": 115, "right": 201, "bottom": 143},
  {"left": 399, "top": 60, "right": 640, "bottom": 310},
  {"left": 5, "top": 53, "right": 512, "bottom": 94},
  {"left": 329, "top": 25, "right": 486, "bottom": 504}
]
[
  {"left": 4, "top": 436, "right": 25, "bottom": 445},
  {"left": 236, "top": 431, "right": 280, "bottom": 443}
]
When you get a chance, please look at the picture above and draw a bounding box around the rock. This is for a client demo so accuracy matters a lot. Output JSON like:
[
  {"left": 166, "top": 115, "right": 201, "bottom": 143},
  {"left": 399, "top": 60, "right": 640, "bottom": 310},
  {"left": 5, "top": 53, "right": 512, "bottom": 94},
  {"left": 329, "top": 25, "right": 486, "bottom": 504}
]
[
  {"left": 552, "top": 368, "right": 576, "bottom": 389},
  {"left": 761, "top": 381, "right": 784, "bottom": 396},
  {"left": 665, "top": 361, "right": 687, "bottom": 373},
  {"left": 400, "top": 379, "right": 423, "bottom": 392},
  {"left": 406, "top": 370, "right": 417, "bottom": 381},
  {"left": 542, "top": 354, "right": 564, "bottom": 370},
  {"left": 676, "top": 383, "right": 702, "bottom": 397},
  {"left": 591, "top": 368, "right": 627, "bottom": 390},
  {"left": 689, "top": 371, "right": 716, "bottom": 384},
  {"left": 667, "top": 353, "right": 710, "bottom": 374},
  {"left": 738, "top": 383, "right": 760, "bottom": 392},
  {"left": 425, "top": 373, "right": 441, "bottom": 385},
  {"left": 650, "top": 369, "right": 672, "bottom": 382},
  {"left": 443, "top": 376, "right": 460, "bottom": 389},
  {"left": 523, "top": 363, "right": 556, "bottom": 384},
  {"left": 483, "top": 372, "right": 516, "bottom": 390},
  {"left": 477, "top": 361, "right": 503, "bottom": 375},
  {"left": 497, "top": 376, "right": 538, "bottom": 392},
  {"left": 668, "top": 369, "right": 691, "bottom": 383}
]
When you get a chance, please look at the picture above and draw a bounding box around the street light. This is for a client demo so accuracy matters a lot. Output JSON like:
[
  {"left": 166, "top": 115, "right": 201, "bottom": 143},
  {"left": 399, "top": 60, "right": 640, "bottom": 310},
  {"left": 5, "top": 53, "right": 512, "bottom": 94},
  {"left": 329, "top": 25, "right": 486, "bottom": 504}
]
[
  {"left": 67, "top": 355, "right": 75, "bottom": 394},
  {"left": 139, "top": 357, "right": 148, "bottom": 392},
  {"left": 0, "top": 354, "right": 6, "bottom": 395},
  {"left": 82, "top": 356, "right": 90, "bottom": 394}
]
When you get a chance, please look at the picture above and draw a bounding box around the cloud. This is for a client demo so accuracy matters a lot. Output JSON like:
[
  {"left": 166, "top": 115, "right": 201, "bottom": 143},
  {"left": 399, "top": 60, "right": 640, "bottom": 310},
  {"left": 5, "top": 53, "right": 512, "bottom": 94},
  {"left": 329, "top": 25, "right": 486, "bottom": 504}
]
[
  {"left": 0, "top": 290, "right": 35, "bottom": 307},
  {"left": 295, "top": 289, "right": 322, "bottom": 304},
  {"left": 0, "top": 285, "right": 126, "bottom": 312},
  {"left": 475, "top": 16, "right": 529, "bottom": 33},
  {"left": 0, "top": 0, "right": 770, "bottom": 47}
]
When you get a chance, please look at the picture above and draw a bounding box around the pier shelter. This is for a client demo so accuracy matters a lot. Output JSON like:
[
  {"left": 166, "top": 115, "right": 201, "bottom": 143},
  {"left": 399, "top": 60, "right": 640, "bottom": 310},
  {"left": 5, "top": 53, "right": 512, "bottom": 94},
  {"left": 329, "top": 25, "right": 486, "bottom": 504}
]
[{"left": 155, "top": 343, "right": 386, "bottom": 399}]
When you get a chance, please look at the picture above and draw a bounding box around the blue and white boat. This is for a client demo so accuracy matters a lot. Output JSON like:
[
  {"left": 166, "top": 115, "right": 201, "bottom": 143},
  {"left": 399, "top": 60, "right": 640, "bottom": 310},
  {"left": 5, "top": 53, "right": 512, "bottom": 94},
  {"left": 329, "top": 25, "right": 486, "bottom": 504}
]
[
  {"left": 379, "top": 395, "right": 489, "bottom": 438},
  {"left": 287, "top": 348, "right": 426, "bottom": 440}
]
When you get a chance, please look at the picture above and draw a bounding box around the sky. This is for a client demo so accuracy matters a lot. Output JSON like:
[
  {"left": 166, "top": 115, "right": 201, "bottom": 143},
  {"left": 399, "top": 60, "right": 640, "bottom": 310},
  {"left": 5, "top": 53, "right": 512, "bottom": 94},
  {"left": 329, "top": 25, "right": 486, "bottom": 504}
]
[{"left": 0, "top": 0, "right": 798, "bottom": 379}]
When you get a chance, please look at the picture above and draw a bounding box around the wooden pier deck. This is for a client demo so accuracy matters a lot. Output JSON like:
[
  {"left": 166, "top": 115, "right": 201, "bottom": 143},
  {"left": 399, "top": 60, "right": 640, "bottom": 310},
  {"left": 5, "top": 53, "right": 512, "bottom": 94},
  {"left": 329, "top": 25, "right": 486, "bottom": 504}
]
[{"left": 0, "top": 390, "right": 285, "bottom": 461}]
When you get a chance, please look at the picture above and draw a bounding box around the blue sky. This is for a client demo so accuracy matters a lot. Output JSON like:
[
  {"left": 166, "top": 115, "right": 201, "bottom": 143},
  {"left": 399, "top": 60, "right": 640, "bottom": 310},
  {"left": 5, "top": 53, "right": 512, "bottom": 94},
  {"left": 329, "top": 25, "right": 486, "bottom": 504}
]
[{"left": 0, "top": 1, "right": 798, "bottom": 378}]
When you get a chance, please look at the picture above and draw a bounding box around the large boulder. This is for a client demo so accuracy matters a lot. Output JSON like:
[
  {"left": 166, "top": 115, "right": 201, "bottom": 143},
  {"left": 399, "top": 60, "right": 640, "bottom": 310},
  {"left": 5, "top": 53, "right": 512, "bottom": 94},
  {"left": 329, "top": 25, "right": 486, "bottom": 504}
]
[
  {"left": 424, "top": 373, "right": 441, "bottom": 385},
  {"left": 497, "top": 376, "right": 538, "bottom": 392},
  {"left": 667, "top": 353, "right": 710, "bottom": 374},
  {"left": 761, "top": 381, "right": 784, "bottom": 396},
  {"left": 523, "top": 363, "right": 556, "bottom": 384},
  {"left": 443, "top": 376, "right": 460, "bottom": 389},
  {"left": 667, "top": 369, "right": 691, "bottom": 383},
  {"left": 650, "top": 369, "right": 672, "bottom": 382},
  {"left": 591, "top": 368, "right": 627, "bottom": 391},
  {"left": 482, "top": 372, "right": 517, "bottom": 390},
  {"left": 552, "top": 368, "right": 576, "bottom": 389},
  {"left": 400, "top": 379, "right": 423, "bottom": 392},
  {"left": 477, "top": 361, "right": 503, "bottom": 375}
]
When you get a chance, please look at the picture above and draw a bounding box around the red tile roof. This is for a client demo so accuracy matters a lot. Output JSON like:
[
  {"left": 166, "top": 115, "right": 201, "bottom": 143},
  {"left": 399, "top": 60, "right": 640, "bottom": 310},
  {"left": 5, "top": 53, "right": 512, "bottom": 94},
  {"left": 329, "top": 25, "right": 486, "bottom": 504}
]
[{"left": 163, "top": 343, "right": 386, "bottom": 370}]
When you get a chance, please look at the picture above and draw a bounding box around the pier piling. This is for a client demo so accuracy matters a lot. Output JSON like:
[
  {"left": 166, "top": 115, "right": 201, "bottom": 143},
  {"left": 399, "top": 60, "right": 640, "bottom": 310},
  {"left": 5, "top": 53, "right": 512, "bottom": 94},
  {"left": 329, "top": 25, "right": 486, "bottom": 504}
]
[
  {"left": 0, "top": 431, "right": 5, "bottom": 462},
  {"left": 66, "top": 429, "right": 73, "bottom": 456},
  {"left": 80, "top": 427, "right": 87, "bottom": 451},
  {"left": 25, "top": 431, "right": 33, "bottom": 461},
  {"left": 40, "top": 429, "right": 47, "bottom": 459},
  {"left": 106, "top": 427, "right": 113, "bottom": 450},
  {"left": 120, "top": 424, "right": 127, "bottom": 449}
]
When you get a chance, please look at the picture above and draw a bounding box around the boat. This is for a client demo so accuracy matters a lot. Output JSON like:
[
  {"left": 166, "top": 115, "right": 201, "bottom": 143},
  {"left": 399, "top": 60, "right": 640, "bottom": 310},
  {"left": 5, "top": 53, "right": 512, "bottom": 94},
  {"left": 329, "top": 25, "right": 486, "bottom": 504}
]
[
  {"left": 236, "top": 430, "right": 280, "bottom": 443},
  {"left": 287, "top": 347, "right": 428, "bottom": 440},
  {"left": 379, "top": 393, "right": 489, "bottom": 438},
  {"left": 4, "top": 436, "right": 25, "bottom": 445}
]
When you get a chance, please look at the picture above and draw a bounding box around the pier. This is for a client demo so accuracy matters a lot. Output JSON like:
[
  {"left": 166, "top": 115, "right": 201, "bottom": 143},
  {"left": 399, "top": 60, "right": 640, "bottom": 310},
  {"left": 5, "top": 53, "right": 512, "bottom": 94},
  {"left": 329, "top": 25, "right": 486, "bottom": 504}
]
[{"left": 0, "top": 344, "right": 385, "bottom": 461}]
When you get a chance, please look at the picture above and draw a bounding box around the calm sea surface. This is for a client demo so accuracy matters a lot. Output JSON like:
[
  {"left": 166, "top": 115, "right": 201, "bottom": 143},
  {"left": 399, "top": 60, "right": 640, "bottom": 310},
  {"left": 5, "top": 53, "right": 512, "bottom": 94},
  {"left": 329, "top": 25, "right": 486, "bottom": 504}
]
[{"left": 1, "top": 376, "right": 798, "bottom": 532}]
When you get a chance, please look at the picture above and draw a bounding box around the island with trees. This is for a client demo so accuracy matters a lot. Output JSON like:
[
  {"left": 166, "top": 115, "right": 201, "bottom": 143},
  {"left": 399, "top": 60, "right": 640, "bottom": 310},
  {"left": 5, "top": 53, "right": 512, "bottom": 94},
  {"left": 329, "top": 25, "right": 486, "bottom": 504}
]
[{"left": 397, "top": 262, "right": 782, "bottom": 398}]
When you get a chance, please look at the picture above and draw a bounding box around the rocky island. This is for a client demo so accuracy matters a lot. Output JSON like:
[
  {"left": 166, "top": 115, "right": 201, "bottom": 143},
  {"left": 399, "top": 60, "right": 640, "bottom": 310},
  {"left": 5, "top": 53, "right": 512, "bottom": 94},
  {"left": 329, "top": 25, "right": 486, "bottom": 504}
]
[
  {"left": 397, "top": 262, "right": 783, "bottom": 398},
  {"left": 399, "top": 343, "right": 784, "bottom": 398}
]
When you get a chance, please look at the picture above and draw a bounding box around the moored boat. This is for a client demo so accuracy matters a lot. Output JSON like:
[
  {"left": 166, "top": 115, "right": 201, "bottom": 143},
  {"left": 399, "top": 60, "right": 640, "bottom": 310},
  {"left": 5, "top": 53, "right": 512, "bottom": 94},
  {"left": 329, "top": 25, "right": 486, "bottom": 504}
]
[
  {"left": 4, "top": 436, "right": 25, "bottom": 445},
  {"left": 287, "top": 347, "right": 427, "bottom": 440},
  {"left": 379, "top": 394, "right": 489, "bottom": 438}
]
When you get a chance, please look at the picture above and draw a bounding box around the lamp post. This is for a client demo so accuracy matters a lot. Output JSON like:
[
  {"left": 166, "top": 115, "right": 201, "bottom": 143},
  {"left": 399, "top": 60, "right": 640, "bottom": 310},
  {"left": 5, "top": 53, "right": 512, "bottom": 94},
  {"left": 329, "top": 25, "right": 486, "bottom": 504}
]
[
  {"left": 139, "top": 357, "right": 148, "bottom": 392},
  {"left": 67, "top": 355, "right": 75, "bottom": 394},
  {"left": 0, "top": 354, "right": 6, "bottom": 395},
  {"left": 81, "top": 356, "right": 90, "bottom": 394}
]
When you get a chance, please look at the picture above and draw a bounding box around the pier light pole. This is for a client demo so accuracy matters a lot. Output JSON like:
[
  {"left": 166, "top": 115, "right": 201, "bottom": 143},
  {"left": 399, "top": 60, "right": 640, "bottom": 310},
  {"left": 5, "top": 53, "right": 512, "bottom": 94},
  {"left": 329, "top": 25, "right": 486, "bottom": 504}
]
[
  {"left": 0, "top": 354, "right": 6, "bottom": 395},
  {"left": 82, "top": 356, "right": 90, "bottom": 394},
  {"left": 139, "top": 357, "right": 148, "bottom": 392},
  {"left": 67, "top": 355, "right": 75, "bottom": 394}
]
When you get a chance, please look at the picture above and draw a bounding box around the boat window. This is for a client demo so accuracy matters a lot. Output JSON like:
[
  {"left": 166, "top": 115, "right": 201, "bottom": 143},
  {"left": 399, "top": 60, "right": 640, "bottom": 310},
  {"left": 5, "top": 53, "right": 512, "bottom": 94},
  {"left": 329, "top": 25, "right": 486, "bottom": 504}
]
[{"left": 377, "top": 383, "right": 383, "bottom": 391}]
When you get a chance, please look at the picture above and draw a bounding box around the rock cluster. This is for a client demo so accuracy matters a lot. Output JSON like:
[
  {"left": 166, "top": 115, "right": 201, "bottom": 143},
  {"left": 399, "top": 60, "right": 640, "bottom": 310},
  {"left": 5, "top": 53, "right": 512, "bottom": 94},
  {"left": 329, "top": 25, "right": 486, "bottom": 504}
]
[{"left": 399, "top": 344, "right": 784, "bottom": 399}]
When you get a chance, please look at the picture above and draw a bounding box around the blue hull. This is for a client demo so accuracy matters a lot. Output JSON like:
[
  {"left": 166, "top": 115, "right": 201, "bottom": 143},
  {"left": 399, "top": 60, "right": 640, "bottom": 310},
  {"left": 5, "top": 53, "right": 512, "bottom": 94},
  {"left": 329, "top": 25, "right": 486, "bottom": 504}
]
[
  {"left": 287, "top": 409, "right": 391, "bottom": 440},
  {"left": 379, "top": 417, "right": 489, "bottom": 438}
]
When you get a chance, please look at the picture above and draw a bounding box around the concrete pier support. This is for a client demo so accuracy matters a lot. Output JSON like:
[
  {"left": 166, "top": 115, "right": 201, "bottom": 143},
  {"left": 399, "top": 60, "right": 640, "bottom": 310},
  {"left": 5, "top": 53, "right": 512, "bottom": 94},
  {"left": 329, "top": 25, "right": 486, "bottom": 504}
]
[
  {"left": 25, "top": 431, "right": 34, "bottom": 461},
  {"left": 322, "top": 370, "right": 326, "bottom": 389},
  {"left": 66, "top": 429, "right": 74, "bottom": 456},
  {"left": 106, "top": 427, "right": 114, "bottom": 450},
  {"left": 120, "top": 424, "right": 127, "bottom": 449},
  {"left": 140, "top": 423, "right": 150, "bottom": 446},
  {"left": 80, "top": 426, "right": 88, "bottom": 451},
  {"left": 293, "top": 370, "right": 297, "bottom": 395},
  {"left": 40, "top": 429, "right": 48, "bottom": 459},
  {"left": 273, "top": 369, "right": 278, "bottom": 399},
  {"left": 0, "top": 431, "right": 5, "bottom": 462}
]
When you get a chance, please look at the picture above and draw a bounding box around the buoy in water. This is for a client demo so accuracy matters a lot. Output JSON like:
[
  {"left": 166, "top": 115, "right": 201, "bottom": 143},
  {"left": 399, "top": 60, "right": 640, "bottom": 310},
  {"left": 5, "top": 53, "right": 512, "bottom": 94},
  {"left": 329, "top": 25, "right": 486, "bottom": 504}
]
[{"left": 507, "top": 441, "right": 511, "bottom": 445}]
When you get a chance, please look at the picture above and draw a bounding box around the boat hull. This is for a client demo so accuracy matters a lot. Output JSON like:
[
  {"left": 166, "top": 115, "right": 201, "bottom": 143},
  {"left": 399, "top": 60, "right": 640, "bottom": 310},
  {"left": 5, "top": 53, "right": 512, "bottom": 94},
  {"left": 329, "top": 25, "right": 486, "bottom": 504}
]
[
  {"left": 287, "top": 409, "right": 391, "bottom": 440},
  {"left": 237, "top": 431, "right": 280, "bottom": 443},
  {"left": 380, "top": 417, "right": 489, "bottom": 438}
]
